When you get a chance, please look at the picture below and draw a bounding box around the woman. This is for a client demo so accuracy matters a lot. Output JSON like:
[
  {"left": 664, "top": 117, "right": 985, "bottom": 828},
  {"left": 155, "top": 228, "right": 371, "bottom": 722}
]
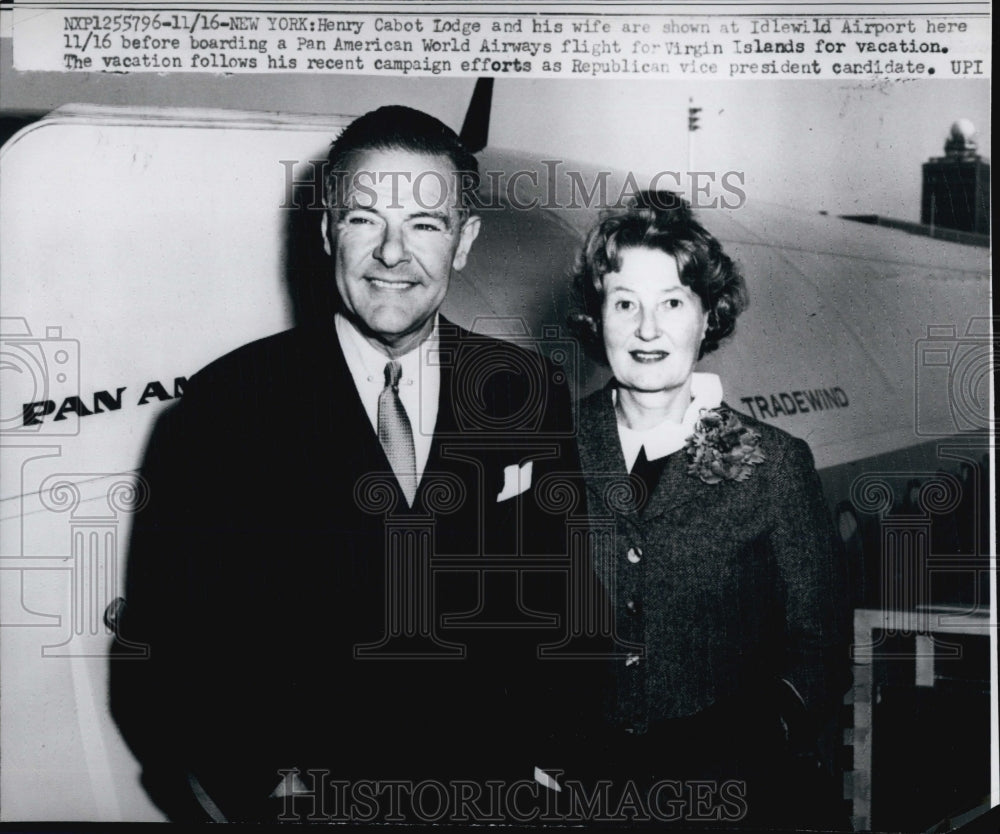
[{"left": 569, "top": 192, "right": 849, "bottom": 827}]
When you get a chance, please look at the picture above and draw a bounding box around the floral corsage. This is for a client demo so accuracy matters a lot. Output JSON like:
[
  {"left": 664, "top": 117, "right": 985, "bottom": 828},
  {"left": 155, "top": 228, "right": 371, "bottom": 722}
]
[{"left": 685, "top": 407, "right": 765, "bottom": 484}]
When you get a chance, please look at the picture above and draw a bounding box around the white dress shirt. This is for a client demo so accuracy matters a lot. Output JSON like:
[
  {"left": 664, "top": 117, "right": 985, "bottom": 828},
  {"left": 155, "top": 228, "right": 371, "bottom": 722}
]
[
  {"left": 335, "top": 313, "right": 440, "bottom": 485},
  {"left": 615, "top": 372, "right": 724, "bottom": 471}
]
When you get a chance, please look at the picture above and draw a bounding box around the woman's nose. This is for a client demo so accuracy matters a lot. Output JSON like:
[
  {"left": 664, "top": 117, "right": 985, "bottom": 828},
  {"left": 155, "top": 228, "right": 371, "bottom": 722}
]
[{"left": 636, "top": 305, "right": 660, "bottom": 341}]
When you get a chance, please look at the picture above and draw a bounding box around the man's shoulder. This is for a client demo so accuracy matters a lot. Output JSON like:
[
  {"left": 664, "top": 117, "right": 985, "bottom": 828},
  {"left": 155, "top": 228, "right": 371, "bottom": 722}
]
[
  {"left": 178, "top": 327, "right": 340, "bottom": 423},
  {"left": 190, "top": 327, "right": 332, "bottom": 386},
  {"left": 443, "top": 322, "right": 564, "bottom": 386},
  {"left": 440, "top": 322, "right": 534, "bottom": 355},
  {"left": 440, "top": 321, "right": 574, "bottom": 433}
]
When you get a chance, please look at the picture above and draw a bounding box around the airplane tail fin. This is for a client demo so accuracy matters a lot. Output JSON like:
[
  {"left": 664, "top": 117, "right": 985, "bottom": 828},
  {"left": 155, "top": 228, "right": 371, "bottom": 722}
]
[{"left": 459, "top": 78, "right": 494, "bottom": 153}]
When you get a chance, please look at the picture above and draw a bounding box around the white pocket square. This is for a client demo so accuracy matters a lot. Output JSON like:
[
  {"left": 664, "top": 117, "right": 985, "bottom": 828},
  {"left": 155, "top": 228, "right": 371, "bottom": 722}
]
[
  {"left": 534, "top": 766, "right": 562, "bottom": 792},
  {"left": 496, "top": 461, "right": 533, "bottom": 502}
]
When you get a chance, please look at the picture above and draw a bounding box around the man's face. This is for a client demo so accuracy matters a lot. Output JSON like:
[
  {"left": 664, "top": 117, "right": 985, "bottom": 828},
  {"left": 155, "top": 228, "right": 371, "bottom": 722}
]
[{"left": 323, "top": 147, "right": 480, "bottom": 356}]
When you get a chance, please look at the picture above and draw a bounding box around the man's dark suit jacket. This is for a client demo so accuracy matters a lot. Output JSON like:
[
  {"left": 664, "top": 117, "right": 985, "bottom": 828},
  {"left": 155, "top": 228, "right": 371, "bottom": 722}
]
[
  {"left": 111, "top": 319, "right": 597, "bottom": 822},
  {"left": 576, "top": 385, "right": 850, "bottom": 747}
]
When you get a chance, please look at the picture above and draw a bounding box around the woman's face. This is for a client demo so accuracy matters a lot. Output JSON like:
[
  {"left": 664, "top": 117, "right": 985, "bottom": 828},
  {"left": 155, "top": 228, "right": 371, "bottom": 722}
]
[{"left": 601, "top": 246, "right": 709, "bottom": 396}]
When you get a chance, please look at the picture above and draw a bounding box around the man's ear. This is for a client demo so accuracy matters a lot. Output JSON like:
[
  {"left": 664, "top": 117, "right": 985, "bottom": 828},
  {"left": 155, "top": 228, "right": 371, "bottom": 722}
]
[
  {"left": 321, "top": 211, "right": 333, "bottom": 257},
  {"left": 451, "top": 214, "right": 481, "bottom": 271}
]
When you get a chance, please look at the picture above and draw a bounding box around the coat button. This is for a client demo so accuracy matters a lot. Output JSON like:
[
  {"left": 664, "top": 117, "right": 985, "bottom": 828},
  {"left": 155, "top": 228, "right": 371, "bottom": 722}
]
[
  {"left": 626, "top": 547, "right": 642, "bottom": 564},
  {"left": 625, "top": 599, "right": 641, "bottom": 615}
]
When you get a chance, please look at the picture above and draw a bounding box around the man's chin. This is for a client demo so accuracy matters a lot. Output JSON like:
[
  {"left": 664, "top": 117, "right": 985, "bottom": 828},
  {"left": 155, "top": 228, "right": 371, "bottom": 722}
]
[{"left": 356, "top": 314, "right": 434, "bottom": 356}]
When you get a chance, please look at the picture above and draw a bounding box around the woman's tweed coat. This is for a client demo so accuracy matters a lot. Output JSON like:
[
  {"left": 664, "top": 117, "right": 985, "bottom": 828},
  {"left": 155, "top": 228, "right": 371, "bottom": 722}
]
[{"left": 576, "top": 384, "right": 849, "bottom": 734}]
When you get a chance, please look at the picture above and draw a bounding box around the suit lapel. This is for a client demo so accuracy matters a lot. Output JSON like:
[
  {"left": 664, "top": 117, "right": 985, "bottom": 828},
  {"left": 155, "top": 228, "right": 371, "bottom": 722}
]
[
  {"left": 577, "top": 384, "right": 629, "bottom": 484},
  {"left": 427, "top": 317, "right": 459, "bottom": 445},
  {"left": 420, "top": 317, "right": 459, "bottom": 483},
  {"left": 639, "top": 450, "right": 717, "bottom": 521}
]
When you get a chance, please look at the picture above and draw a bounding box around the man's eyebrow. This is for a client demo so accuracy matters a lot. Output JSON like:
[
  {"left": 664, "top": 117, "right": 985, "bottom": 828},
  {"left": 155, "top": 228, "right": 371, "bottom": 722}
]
[
  {"left": 339, "top": 198, "right": 375, "bottom": 214},
  {"left": 339, "top": 201, "right": 454, "bottom": 229},
  {"left": 409, "top": 210, "right": 453, "bottom": 229}
]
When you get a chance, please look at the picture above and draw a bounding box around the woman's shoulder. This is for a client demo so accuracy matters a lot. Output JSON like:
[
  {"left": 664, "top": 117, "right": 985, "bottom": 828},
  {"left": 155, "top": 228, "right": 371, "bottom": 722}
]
[
  {"left": 720, "top": 401, "right": 783, "bottom": 438},
  {"left": 579, "top": 384, "right": 610, "bottom": 408},
  {"left": 719, "top": 402, "right": 817, "bottom": 470},
  {"left": 578, "top": 383, "right": 614, "bottom": 421}
]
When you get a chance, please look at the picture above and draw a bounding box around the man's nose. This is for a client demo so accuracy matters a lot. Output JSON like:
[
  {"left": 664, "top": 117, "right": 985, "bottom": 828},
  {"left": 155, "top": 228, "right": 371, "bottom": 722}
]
[
  {"left": 373, "top": 224, "right": 410, "bottom": 267},
  {"left": 636, "top": 305, "right": 660, "bottom": 341}
]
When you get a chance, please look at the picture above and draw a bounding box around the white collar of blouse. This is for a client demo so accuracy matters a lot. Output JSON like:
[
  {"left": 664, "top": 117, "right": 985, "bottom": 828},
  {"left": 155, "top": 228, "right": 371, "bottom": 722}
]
[{"left": 614, "top": 372, "right": 724, "bottom": 471}]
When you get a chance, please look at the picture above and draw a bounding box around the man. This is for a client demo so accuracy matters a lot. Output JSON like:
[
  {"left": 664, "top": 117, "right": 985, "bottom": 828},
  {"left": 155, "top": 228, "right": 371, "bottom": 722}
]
[{"left": 110, "top": 106, "right": 595, "bottom": 823}]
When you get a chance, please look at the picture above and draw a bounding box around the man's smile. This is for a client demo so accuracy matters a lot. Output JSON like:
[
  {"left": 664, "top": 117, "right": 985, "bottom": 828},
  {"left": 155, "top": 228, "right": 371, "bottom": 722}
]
[{"left": 366, "top": 276, "right": 419, "bottom": 291}]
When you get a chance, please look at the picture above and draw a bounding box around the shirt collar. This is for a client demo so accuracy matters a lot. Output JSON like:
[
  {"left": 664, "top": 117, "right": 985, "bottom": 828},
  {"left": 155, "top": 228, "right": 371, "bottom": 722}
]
[
  {"left": 615, "top": 372, "right": 724, "bottom": 470},
  {"left": 335, "top": 313, "right": 438, "bottom": 385}
]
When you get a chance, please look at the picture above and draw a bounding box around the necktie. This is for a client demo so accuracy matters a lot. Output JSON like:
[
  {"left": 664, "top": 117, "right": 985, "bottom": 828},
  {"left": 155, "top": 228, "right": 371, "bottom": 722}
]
[
  {"left": 630, "top": 446, "right": 666, "bottom": 514},
  {"left": 378, "top": 360, "right": 418, "bottom": 506}
]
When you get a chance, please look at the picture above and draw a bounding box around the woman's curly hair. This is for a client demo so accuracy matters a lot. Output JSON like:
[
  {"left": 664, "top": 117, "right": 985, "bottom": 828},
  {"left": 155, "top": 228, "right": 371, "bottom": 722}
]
[{"left": 568, "top": 190, "right": 749, "bottom": 363}]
